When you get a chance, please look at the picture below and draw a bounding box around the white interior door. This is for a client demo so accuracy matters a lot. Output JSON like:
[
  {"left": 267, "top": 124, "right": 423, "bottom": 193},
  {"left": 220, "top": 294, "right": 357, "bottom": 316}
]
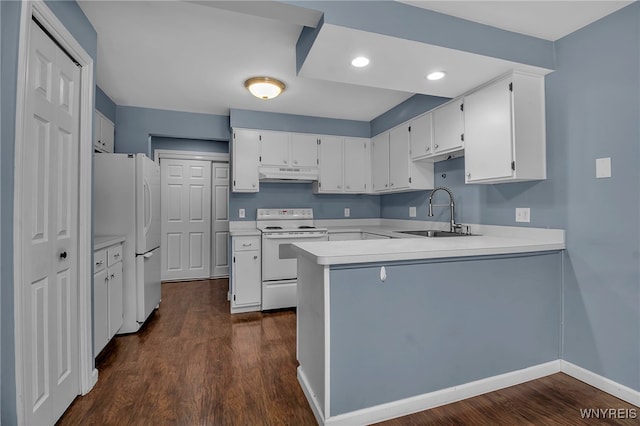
[
  {"left": 161, "top": 159, "right": 211, "bottom": 281},
  {"left": 20, "top": 20, "right": 80, "bottom": 425},
  {"left": 211, "top": 163, "right": 229, "bottom": 277}
]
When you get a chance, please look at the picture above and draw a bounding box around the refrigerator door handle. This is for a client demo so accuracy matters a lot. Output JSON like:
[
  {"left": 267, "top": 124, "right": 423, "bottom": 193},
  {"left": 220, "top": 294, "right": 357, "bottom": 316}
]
[
  {"left": 143, "top": 177, "right": 152, "bottom": 236},
  {"left": 143, "top": 251, "right": 154, "bottom": 258}
]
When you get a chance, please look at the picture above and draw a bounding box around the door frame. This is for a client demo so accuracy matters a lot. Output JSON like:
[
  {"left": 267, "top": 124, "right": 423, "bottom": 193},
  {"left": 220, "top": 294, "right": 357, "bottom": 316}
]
[{"left": 13, "top": 1, "right": 96, "bottom": 421}]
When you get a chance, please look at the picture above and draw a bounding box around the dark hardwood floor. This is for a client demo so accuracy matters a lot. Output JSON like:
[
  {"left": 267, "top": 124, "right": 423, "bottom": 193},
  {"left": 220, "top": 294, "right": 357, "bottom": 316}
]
[{"left": 58, "top": 280, "right": 637, "bottom": 425}]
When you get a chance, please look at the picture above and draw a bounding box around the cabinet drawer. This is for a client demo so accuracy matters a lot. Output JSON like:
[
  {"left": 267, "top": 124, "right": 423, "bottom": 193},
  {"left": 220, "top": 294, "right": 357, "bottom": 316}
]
[
  {"left": 94, "top": 249, "right": 107, "bottom": 273},
  {"left": 233, "top": 237, "right": 260, "bottom": 252},
  {"left": 107, "top": 244, "right": 123, "bottom": 267}
]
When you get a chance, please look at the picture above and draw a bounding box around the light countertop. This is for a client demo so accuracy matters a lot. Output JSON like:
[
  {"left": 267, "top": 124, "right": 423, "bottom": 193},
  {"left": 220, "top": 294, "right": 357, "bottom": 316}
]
[{"left": 94, "top": 235, "right": 126, "bottom": 251}]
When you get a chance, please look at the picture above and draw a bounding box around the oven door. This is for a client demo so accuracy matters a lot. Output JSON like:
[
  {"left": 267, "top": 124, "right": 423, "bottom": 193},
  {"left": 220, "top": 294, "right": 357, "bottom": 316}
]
[{"left": 261, "top": 233, "right": 328, "bottom": 281}]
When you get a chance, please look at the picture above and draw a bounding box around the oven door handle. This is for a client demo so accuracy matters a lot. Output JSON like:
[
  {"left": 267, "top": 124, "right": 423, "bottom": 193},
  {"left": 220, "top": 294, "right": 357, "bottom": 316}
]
[{"left": 262, "top": 234, "right": 327, "bottom": 240}]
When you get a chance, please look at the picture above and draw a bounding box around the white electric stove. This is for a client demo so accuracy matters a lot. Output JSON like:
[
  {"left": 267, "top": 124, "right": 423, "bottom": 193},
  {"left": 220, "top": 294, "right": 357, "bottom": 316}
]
[{"left": 256, "top": 208, "right": 328, "bottom": 310}]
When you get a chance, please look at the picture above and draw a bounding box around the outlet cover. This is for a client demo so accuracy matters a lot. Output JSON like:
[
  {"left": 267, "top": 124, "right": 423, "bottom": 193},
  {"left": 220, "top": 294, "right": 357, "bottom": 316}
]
[
  {"left": 596, "top": 157, "right": 611, "bottom": 178},
  {"left": 409, "top": 206, "right": 417, "bottom": 217},
  {"left": 344, "top": 207, "right": 350, "bottom": 217},
  {"left": 515, "top": 208, "right": 530, "bottom": 223},
  {"left": 239, "top": 208, "right": 245, "bottom": 219}
]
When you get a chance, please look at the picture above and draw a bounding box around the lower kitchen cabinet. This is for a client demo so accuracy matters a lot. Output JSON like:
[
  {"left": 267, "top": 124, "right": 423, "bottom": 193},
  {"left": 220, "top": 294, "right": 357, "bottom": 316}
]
[
  {"left": 231, "top": 235, "right": 261, "bottom": 313},
  {"left": 93, "top": 239, "right": 124, "bottom": 356}
]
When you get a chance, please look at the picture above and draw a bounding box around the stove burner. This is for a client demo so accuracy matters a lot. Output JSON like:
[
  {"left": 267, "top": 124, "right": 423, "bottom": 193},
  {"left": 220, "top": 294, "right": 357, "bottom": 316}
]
[
  {"left": 298, "top": 226, "right": 315, "bottom": 229},
  {"left": 265, "top": 226, "right": 283, "bottom": 230}
]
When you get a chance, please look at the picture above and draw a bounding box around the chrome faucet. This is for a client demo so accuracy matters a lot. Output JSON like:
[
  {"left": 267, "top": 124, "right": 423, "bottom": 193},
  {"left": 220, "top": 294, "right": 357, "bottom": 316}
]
[{"left": 427, "top": 187, "right": 461, "bottom": 233}]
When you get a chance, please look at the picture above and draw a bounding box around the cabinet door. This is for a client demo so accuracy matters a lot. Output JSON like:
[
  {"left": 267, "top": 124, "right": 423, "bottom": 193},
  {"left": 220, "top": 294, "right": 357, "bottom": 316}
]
[
  {"left": 232, "top": 250, "right": 261, "bottom": 306},
  {"left": 290, "top": 133, "right": 318, "bottom": 167},
  {"left": 409, "top": 113, "right": 433, "bottom": 159},
  {"left": 107, "top": 261, "right": 123, "bottom": 338},
  {"left": 232, "top": 129, "right": 260, "bottom": 192},
  {"left": 93, "top": 111, "right": 103, "bottom": 152},
  {"left": 260, "top": 131, "right": 290, "bottom": 166},
  {"left": 93, "top": 268, "right": 109, "bottom": 355},
  {"left": 317, "top": 136, "right": 343, "bottom": 192},
  {"left": 433, "top": 99, "right": 464, "bottom": 154},
  {"left": 389, "top": 125, "right": 410, "bottom": 190},
  {"left": 100, "top": 115, "right": 115, "bottom": 153},
  {"left": 464, "top": 78, "right": 514, "bottom": 182},
  {"left": 371, "top": 132, "right": 390, "bottom": 192},
  {"left": 343, "top": 138, "right": 369, "bottom": 192}
]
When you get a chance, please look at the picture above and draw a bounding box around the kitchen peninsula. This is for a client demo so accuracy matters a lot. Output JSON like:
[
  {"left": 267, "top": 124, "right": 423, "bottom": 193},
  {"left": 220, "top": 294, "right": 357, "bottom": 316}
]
[{"left": 292, "top": 226, "right": 565, "bottom": 425}]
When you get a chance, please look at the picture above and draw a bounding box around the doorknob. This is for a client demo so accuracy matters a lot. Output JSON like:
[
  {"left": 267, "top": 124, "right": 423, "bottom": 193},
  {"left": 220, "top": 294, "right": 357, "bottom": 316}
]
[{"left": 59, "top": 251, "right": 68, "bottom": 259}]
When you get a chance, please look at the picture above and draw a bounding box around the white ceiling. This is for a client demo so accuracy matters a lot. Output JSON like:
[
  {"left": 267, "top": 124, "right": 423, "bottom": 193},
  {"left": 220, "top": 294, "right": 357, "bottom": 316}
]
[{"left": 78, "top": 1, "right": 633, "bottom": 122}]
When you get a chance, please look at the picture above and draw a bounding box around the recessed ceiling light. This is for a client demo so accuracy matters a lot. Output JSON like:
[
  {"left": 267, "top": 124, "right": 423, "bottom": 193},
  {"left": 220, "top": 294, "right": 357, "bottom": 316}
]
[
  {"left": 351, "top": 56, "right": 370, "bottom": 68},
  {"left": 427, "top": 71, "right": 446, "bottom": 81}
]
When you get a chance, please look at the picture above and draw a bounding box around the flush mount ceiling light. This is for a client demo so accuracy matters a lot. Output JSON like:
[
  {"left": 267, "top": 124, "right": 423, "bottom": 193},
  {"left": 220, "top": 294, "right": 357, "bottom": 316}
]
[
  {"left": 244, "top": 77, "right": 286, "bottom": 100},
  {"left": 427, "top": 71, "right": 446, "bottom": 81},
  {"left": 351, "top": 56, "right": 370, "bottom": 68}
]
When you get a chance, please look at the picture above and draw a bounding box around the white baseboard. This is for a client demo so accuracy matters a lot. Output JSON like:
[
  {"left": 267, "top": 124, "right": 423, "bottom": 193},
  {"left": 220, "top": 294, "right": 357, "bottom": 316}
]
[
  {"left": 298, "top": 368, "right": 326, "bottom": 425},
  {"left": 561, "top": 360, "right": 640, "bottom": 407},
  {"left": 303, "top": 361, "right": 561, "bottom": 426}
]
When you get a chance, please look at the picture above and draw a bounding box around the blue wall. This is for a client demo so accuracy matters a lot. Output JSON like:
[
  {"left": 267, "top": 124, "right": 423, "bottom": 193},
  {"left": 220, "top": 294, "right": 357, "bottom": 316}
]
[
  {"left": 95, "top": 85, "right": 116, "bottom": 122},
  {"left": 553, "top": 5, "right": 640, "bottom": 390},
  {"left": 150, "top": 136, "right": 228, "bottom": 160},
  {"left": 115, "top": 106, "right": 230, "bottom": 156},
  {"left": 329, "top": 252, "right": 562, "bottom": 415},
  {"left": 1, "top": 2, "right": 97, "bottom": 423}
]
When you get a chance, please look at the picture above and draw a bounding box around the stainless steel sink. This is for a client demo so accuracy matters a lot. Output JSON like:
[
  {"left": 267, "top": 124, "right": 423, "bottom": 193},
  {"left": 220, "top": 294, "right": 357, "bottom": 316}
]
[{"left": 395, "top": 230, "right": 472, "bottom": 238}]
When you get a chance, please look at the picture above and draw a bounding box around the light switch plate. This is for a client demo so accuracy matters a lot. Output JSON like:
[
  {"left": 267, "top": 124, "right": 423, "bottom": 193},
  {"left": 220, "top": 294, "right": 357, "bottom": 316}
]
[
  {"left": 409, "top": 206, "right": 417, "bottom": 217},
  {"left": 596, "top": 157, "right": 611, "bottom": 178},
  {"left": 515, "top": 208, "right": 530, "bottom": 223},
  {"left": 344, "top": 207, "right": 350, "bottom": 217},
  {"left": 239, "top": 208, "right": 245, "bottom": 219}
]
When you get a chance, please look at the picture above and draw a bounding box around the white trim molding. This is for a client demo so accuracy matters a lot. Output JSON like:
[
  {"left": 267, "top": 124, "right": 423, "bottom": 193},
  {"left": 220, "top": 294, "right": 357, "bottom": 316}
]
[
  {"left": 561, "top": 361, "right": 640, "bottom": 407},
  {"left": 300, "top": 361, "right": 561, "bottom": 426},
  {"left": 153, "top": 149, "right": 229, "bottom": 164},
  {"left": 14, "top": 1, "right": 96, "bottom": 422}
]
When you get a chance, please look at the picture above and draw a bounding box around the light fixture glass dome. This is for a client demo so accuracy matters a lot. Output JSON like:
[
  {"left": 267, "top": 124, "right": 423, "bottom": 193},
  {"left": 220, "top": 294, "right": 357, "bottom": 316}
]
[{"left": 244, "top": 77, "right": 286, "bottom": 100}]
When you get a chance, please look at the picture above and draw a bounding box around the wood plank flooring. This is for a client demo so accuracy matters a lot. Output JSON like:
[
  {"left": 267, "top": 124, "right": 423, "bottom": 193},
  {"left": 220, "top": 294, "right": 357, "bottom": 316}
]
[{"left": 58, "top": 279, "right": 637, "bottom": 425}]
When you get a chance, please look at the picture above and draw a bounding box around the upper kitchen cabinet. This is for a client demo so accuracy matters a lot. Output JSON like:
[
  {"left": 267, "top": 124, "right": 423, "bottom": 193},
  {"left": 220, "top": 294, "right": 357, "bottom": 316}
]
[
  {"left": 259, "top": 130, "right": 318, "bottom": 169},
  {"left": 94, "top": 110, "right": 115, "bottom": 153},
  {"left": 408, "top": 112, "right": 433, "bottom": 160},
  {"left": 464, "top": 72, "right": 546, "bottom": 184},
  {"left": 315, "top": 136, "right": 370, "bottom": 194},
  {"left": 232, "top": 129, "right": 260, "bottom": 192},
  {"left": 372, "top": 126, "right": 434, "bottom": 193},
  {"left": 432, "top": 98, "right": 464, "bottom": 158}
]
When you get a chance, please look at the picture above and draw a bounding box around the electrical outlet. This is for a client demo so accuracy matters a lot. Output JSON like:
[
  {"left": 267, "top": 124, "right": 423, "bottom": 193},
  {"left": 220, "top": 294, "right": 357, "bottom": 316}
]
[
  {"left": 409, "top": 206, "right": 417, "bottom": 217},
  {"left": 344, "top": 207, "right": 350, "bottom": 218},
  {"left": 239, "top": 208, "right": 245, "bottom": 219},
  {"left": 515, "top": 208, "right": 530, "bottom": 223},
  {"left": 596, "top": 157, "right": 611, "bottom": 178}
]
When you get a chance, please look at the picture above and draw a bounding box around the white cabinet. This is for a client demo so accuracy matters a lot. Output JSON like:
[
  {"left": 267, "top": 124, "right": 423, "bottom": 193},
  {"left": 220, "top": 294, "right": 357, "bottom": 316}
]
[
  {"left": 316, "top": 136, "right": 343, "bottom": 192},
  {"left": 464, "top": 72, "right": 546, "bottom": 184},
  {"left": 259, "top": 130, "right": 318, "bottom": 168},
  {"left": 94, "top": 110, "right": 115, "bottom": 153},
  {"left": 432, "top": 98, "right": 464, "bottom": 157},
  {"left": 93, "top": 240, "right": 123, "bottom": 356},
  {"left": 232, "top": 129, "right": 260, "bottom": 192},
  {"left": 231, "top": 235, "right": 261, "bottom": 313},
  {"left": 371, "top": 132, "right": 390, "bottom": 192},
  {"left": 315, "top": 136, "right": 370, "bottom": 194},
  {"left": 409, "top": 112, "right": 434, "bottom": 160},
  {"left": 371, "top": 127, "right": 434, "bottom": 194}
]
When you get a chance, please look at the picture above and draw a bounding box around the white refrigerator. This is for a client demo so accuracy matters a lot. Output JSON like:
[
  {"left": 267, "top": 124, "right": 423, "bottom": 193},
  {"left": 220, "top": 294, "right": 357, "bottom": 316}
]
[{"left": 94, "top": 153, "right": 161, "bottom": 333}]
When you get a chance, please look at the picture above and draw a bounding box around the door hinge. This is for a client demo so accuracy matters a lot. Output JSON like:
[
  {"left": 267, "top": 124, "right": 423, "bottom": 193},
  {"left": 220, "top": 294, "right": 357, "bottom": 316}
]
[
  {"left": 511, "top": 161, "right": 516, "bottom": 171},
  {"left": 233, "top": 180, "right": 236, "bottom": 186},
  {"left": 318, "top": 182, "right": 321, "bottom": 188},
  {"left": 317, "top": 139, "right": 320, "bottom": 145},
  {"left": 509, "top": 82, "right": 513, "bottom": 92},
  {"left": 408, "top": 126, "right": 411, "bottom": 132},
  {"left": 259, "top": 135, "right": 262, "bottom": 141},
  {"left": 259, "top": 156, "right": 262, "bottom": 162},
  {"left": 316, "top": 159, "right": 319, "bottom": 165},
  {"left": 233, "top": 256, "right": 235, "bottom": 262},
  {"left": 461, "top": 134, "right": 465, "bottom": 142},
  {"left": 233, "top": 294, "right": 236, "bottom": 301},
  {"left": 233, "top": 132, "right": 235, "bottom": 139},
  {"left": 409, "top": 177, "right": 412, "bottom": 183},
  {"left": 460, "top": 103, "right": 464, "bottom": 112}
]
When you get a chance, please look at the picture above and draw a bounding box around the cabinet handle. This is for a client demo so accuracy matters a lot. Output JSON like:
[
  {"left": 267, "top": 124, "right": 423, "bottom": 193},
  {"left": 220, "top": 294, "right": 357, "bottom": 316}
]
[
  {"left": 346, "top": 185, "right": 350, "bottom": 189},
  {"left": 337, "top": 185, "right": 341, "bottom": 189},
  {"left": 110, "top": 274, "right": 115, "bottom": 279},
  {"left": 253, "top": 255, "right": 258, "bottom": 260},
  {"left": 426, "top": 146, "right": 430, "bottom": 152},
  {"left": 96, "top": 260, "right": 104, "bottom": 266},
  {"left": 242, "top": 243, "right": 252, "bottom": 247},
  {"left": 390, "top": 183, "right": 394, "bottom": 187},
  {"left": 434, "top": 144, "right": 439, "bottom": 149},
  {"left": 59, "top": 251, "right": 67, "bottom": 259},
  {"left": 114, "top": 253, "right": 120, "bottom": 259},
  {"left": 466, "top": 172, "right": 471, "bottom": 178},
  {"left": 283, "top": 160, "right": 288, "bottom": 164},
  {"left": 293, "top": 160, "right": 298, "bottom": 164},
  {"left": 252, "top": 183, "right": 256, "bottom": 188}
]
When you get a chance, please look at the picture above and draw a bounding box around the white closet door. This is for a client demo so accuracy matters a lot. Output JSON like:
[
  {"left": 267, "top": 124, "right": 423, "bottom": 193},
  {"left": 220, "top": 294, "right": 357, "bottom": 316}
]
[
  {"left": 161, "top": 159, "right": 211, "bottom": 281},
  {"left": 211, "top": 163, "right": 229, "bottom": 278},
  {"left": 21, "top": 21, "right": 80, "bottom": 425}
]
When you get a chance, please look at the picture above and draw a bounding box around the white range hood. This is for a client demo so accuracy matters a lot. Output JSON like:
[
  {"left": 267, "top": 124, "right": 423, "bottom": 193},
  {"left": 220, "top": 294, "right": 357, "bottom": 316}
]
[{"left": 258, "top": 165, "right": 318, "bottom": 182}]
